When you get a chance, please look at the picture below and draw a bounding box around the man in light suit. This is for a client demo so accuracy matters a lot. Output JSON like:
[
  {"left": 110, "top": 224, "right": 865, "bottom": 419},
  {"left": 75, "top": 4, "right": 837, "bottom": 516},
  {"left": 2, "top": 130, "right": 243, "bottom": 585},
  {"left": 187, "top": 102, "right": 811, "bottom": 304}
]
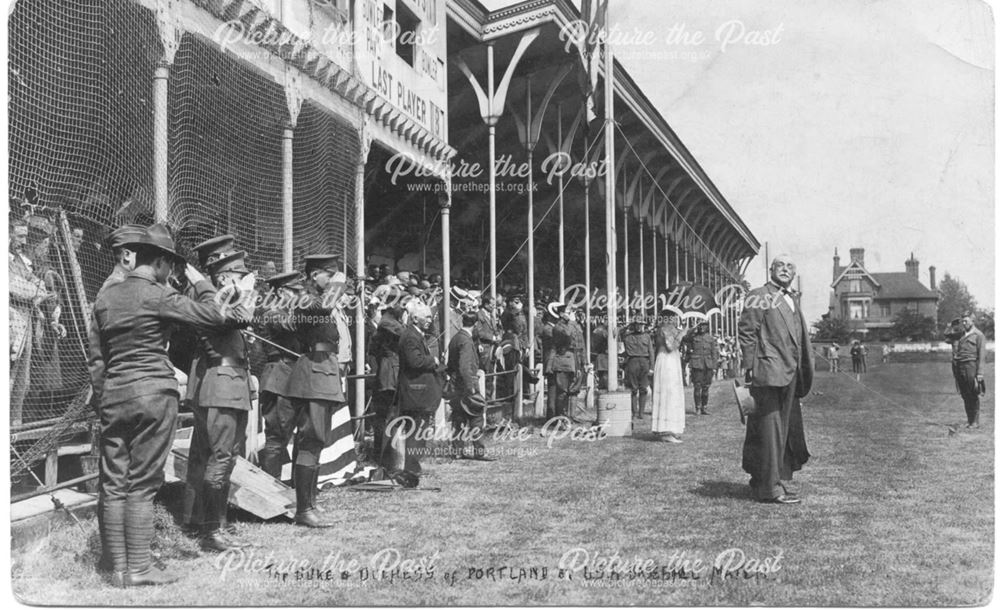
[{"left": 738, "top": 254, "right": 813, "bottom": 504}]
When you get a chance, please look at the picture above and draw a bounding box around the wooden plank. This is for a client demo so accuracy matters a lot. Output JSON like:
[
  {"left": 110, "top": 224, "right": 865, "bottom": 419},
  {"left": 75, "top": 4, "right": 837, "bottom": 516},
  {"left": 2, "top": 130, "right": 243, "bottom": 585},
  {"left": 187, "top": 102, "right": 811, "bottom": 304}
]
[
  {"left": 168, "top": 441, "right": 295, "bottom": 521},
  {"left": 44, "top": 451, "right": 58, "bottom": 488}
]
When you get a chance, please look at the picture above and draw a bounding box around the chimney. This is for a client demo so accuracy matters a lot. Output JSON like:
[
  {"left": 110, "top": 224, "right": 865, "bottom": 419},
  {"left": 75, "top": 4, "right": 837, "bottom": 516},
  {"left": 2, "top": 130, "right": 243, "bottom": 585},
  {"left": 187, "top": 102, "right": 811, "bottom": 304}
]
[
  {"left": 905, "top": 252, "right": 919, "bottom": 279},
  {"left": 833, "top": 247, "right": 840, "bottom": 282},
  {"left": 849, "top": 247, "right": 865, "bottom": 268},
  {"left": 929, "top": 265, "right": 936, "bottom": 290}
]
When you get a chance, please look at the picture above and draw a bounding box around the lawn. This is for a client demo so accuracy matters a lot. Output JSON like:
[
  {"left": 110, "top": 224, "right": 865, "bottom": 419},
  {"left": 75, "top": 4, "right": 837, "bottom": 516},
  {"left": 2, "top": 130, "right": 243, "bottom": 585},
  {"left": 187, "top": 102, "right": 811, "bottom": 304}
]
[{"left": 11, "top": 357, "right": 994, "bottom": 605}]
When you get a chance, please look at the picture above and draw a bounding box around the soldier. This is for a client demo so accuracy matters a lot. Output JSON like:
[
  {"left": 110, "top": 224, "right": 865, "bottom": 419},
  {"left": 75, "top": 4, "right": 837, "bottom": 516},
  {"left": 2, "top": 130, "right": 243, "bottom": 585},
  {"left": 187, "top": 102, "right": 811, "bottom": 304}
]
[
  {"left": 256, "top": 271, "right": 304, "bottom": 479},
  {"left": 622, "top": 319, "right": 655, "bottom": 420},
  {"left": 183, "top": 249, "right": 255, "bottom": 552},
  {"left": 685, "top": 322, "right": 720, "bottom": 415},
  {"left": 283, "top": 254, "right": 345, "bottom": 528},
  {"left": 97, "top": 224, "right": 146, "bottom": 296},
  {"left": 545, "top": 302, "right": 579, "bottom": 424},
  {"left": 88, "top": 224, "right": 248, "bottom": 586},
  {"left": 474, "top": 295, "right": 501, "bottom": 396}
]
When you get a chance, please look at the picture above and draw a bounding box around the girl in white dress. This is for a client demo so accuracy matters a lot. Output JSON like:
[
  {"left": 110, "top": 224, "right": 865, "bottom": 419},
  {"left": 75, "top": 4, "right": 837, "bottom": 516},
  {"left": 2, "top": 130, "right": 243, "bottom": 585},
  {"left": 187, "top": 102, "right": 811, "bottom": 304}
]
[{"left": 650, "top": 316, "right": 686, "bottom": 442}]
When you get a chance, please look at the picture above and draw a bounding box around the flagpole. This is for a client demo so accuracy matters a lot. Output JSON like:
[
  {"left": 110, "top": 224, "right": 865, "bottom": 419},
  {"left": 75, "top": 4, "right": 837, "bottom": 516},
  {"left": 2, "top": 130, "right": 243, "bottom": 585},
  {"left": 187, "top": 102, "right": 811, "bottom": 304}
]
[{"left": 603, "top": 2, "right": 618, "bottom": 392}]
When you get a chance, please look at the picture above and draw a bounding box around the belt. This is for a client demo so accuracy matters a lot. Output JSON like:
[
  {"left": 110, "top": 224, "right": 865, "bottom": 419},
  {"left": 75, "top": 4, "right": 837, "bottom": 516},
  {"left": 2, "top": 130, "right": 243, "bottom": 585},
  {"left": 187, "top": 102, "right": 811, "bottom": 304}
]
[
  {"left": 309, "top": 342, "right": 338, "bottom": 353},
  {"left": 207, "top": 356, "right": 248, "bottom": 369},
  {"left": 267, "top": 354, "right": 297, "bottom": 364}
]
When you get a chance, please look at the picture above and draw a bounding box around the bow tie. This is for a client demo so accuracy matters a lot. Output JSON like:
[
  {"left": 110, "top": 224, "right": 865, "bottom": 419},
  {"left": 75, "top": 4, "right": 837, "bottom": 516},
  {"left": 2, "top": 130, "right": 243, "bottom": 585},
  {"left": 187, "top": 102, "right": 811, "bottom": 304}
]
[{"left": 780, "top": 287, "right": 797, "bottom": 297}]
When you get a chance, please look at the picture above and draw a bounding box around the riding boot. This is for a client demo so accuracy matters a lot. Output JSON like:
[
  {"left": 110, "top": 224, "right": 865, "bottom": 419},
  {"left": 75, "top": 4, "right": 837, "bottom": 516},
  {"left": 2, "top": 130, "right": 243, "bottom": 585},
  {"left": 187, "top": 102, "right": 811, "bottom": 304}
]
[
  {"left": 102, "top": 498, "right": 127, "bottom": 584},
  {"left": 294, "top": 465, "right": 335, "bottom": 528},
  {"left": 637, "top": 392, "right": 646, "bottom": 420},
  {"left": 199, "top": 486, "right": 233, "bottom": 553},
  {"left": 631, "top": 393, "right": 639, "bottom": 419}
]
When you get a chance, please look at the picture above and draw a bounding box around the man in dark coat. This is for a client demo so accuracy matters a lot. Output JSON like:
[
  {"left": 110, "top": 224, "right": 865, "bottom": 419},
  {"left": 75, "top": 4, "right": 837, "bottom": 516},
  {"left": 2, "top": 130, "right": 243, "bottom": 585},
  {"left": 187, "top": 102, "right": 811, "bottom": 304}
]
[
  {"left": 256, "top": 271, "right": 304, "bottom": 479},
  {"left": 368, "top": 296, "right": 404, "bottom": 467},
  {"left": 447, "top": 309, "right": 492, "bottom": 460},
  {"left": 685, "top": 322, "right": 720, "bottom": 415},
  {"left": 738, "top": 254, "right": 813, "bottom": 504},
  {"left": 89, "top": 224, "right": 248, "bottom": 586},
  {"left": 394, "top": 299, "right": 445, "bottom": 474},
  {"left": 951, "top": 315, "right": 986, "bottom": 428}
]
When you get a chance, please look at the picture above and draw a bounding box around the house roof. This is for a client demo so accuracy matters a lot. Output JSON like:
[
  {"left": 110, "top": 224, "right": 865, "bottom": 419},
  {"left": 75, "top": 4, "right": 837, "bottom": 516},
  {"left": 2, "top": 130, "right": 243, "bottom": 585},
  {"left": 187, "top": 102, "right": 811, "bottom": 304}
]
[
  {"left": 831, "top": 261, "right": 880, "bottom": 288},
  {"left": 870, "top": 272, "right": 939, "bottom": 300}
]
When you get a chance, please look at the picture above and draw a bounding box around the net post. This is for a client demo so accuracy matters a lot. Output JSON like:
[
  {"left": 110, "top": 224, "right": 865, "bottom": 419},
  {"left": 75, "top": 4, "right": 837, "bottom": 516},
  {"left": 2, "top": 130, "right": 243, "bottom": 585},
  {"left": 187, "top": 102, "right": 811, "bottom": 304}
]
[
  {"left": 153, "top": 6, "right": 180, "bottom": 223},
  {"left": 354, "top": 121, "right": 372, "bottom": 422}
]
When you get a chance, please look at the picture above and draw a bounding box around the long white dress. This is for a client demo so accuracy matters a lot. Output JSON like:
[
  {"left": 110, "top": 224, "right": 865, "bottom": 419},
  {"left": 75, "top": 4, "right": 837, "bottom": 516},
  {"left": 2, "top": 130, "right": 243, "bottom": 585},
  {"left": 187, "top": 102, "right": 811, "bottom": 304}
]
[{"left": 651, "top": 327, "right": 685, "bottom": 435}]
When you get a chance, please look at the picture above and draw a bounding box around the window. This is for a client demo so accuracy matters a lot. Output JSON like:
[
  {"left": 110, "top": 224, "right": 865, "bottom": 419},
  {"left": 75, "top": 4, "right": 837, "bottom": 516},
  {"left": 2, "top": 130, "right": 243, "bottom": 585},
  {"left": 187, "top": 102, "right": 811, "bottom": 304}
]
[
  {"left": 394, "top": 2, "right": 419, "bottom": 67},
  {"left": 880, "top": 303, "right": 891, "bottom": 318},
  {"left": 849, "top": 302, "right": 864, "bottom": 320},
  {"left": 849, "top": 279, "right": 861, "bottom": 293}
]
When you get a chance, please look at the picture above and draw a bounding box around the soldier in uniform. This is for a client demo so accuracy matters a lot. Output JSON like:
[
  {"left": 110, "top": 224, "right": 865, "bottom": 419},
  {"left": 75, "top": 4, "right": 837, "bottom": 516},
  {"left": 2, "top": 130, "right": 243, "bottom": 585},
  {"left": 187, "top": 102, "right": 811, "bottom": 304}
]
[
  {"left": 97, "top": 224, "right": 146, "bottom": 297},
  {"left": 283, "top": 254, "right": 344, "bottom": 528},
  {"left": 685, "top": 322, "right": 720, "bottom": 414},
  {"left": 183, "top": 249, "right": 255, "bottom": 552},
  {"left": 473, "top": 295, "right": 501, "bottom": 396},
  {"left": 622, "top": 319, "right": 655, "bottom": 419},
  {"left": 256, "top": 271, "right": 304, "bottom": 479},
  {"left": 88, "top": 224, "right": 248, "bottom": 586},
  {"left": 545, "top": 302, "right": 579, "bottom": 424}
]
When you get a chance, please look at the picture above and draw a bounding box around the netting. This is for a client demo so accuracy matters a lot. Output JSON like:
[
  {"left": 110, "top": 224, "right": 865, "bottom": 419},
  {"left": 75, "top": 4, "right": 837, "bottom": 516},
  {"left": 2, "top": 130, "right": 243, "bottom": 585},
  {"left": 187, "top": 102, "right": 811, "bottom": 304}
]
[{"left": 9, "top": 0, "right": 359, "bottom": 485}]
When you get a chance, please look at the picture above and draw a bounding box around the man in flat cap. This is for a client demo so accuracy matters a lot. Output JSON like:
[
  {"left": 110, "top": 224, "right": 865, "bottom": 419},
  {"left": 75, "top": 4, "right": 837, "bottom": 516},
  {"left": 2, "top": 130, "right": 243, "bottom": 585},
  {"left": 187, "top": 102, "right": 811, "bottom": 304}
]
[
  {"left": 89, "top": 223, "right": 249, "bottom": 586},
  {"left": 256, "top": 271, "right": 304, "bottom": 479},
  {"left": 950, "top": 314, "right": 986, "bottom": 429},
  {"left": 282, "top": 254, "right": 348, "bottom": 527},
  {"left": 183, "top": 249, "right": 255, "bottom": 552}
]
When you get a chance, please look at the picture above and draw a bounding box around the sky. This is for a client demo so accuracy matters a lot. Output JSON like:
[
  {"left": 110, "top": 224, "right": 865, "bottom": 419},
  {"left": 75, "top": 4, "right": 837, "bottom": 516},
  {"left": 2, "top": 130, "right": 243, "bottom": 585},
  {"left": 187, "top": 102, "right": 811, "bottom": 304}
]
[
  {"left": 482, "top": 0, "right": 995, "bottom": 322},
  {"left": 607, "top": 0, "right": 995, "bottom": 322}
]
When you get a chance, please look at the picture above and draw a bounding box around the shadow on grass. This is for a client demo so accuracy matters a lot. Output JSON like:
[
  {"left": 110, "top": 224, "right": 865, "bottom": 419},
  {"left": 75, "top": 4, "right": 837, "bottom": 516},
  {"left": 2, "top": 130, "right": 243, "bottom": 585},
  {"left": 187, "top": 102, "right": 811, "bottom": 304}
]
[{"left": 689, "top": 480, "right": 752, "bottom": 501}]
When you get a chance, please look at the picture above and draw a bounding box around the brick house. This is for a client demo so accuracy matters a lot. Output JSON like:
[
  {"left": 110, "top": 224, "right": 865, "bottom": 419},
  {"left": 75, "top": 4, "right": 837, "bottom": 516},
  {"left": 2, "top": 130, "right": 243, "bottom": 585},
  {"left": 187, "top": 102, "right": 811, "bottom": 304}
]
[{"left": 828, "top": 248, "right": 940, "bottom": 337}]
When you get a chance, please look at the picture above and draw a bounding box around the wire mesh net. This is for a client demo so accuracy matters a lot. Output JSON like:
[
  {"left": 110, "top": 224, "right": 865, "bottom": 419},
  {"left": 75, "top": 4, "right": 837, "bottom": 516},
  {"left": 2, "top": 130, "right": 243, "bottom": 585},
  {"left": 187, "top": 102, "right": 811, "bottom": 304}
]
[{"left": 9, "top": 0, "right": 359, "bottom": 485}]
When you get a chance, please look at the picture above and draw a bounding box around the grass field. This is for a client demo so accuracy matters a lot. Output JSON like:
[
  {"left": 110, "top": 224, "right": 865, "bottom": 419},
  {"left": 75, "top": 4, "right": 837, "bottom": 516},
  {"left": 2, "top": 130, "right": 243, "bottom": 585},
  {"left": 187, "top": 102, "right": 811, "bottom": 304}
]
[{"left": 11, "top": 357, "right": 994, "bottom": 605}]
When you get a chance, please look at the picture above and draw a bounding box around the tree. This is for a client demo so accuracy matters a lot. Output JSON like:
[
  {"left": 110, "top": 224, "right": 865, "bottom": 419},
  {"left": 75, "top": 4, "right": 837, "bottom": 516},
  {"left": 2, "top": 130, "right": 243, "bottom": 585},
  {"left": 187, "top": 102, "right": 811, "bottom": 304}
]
[
  {"left": 813, "top": 316, "right": 851, "bottom": 343},
  {"left": 976, "top": 308, "right": 994, "bottom": 340},
  {"left": 892, "top": 308, "right": 937, "bottom": 341},
  {"left": 937, "top": 272, "right": 977, "bottom": 329}
]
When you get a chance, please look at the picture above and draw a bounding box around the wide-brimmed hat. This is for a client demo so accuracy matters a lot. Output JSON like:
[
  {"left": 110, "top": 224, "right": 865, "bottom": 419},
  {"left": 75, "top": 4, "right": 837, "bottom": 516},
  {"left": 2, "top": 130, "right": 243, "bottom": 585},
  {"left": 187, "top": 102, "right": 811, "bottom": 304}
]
[
  {"left": 124, "top": 223, "right": 181, "bottom": 259},
  {"left": 547, "top": 301, "right": 566, "bottom": 318},
  {"left": 108, "top": 224, "right": 147, "bottom": 249}
]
